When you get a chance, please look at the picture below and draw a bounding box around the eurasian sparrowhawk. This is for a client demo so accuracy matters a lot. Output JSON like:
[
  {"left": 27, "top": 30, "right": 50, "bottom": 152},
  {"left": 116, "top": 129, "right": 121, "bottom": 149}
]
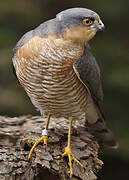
[{"left": 12, "top": 8, "right": 118, "bottom": 176}]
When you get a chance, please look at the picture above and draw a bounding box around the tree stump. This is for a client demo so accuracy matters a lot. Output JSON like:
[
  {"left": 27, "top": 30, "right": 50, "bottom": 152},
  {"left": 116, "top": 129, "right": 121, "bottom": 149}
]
[{"left": 0, "top": 115, "right": 103, "bottom": 180}]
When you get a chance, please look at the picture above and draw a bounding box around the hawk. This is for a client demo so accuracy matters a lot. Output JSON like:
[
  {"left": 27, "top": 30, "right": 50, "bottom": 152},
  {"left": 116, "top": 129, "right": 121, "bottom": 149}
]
[{"left": 12, "top": 8, "right": 118, "bottom": 176}]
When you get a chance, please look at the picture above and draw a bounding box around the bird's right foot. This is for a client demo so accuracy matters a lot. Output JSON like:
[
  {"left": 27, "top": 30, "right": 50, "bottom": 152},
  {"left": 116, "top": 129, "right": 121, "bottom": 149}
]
[{"left": 23, "top": 129, "right": 50, "bottom": 159}]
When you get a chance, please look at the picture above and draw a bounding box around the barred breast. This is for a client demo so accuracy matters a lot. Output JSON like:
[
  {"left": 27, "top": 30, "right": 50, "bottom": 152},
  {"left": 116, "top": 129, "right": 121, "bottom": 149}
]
[{"left": 13, "top": 35, "right": 88, "bottom": 120}]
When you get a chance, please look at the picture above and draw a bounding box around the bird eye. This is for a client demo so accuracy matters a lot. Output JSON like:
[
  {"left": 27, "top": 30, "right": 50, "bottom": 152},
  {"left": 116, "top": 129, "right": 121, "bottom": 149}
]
[{"left": 83, "top": 18, "right": 93, "bottom": 26}]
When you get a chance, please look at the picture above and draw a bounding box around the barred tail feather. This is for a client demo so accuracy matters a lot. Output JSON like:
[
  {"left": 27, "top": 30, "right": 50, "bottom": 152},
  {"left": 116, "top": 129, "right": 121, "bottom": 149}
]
[
  {"left": 85, "top": 98, "right": 118, "bottom": 148},
  {"left": 86, "top": 117, "right": 119, "bottom": 148}
]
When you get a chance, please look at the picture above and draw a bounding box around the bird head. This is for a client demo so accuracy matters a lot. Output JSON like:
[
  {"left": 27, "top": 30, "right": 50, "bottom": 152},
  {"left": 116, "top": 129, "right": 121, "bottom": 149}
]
[{"left": 56, "top": 8, "right": 105, "bottom": 44}]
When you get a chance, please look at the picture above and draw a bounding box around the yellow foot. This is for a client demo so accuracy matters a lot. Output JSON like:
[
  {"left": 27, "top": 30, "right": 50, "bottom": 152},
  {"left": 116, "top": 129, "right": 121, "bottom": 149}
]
[
  {"left": 57, "top": 146, "right": 84, "bottom": 176},
  {"left": 23, "top": 131, "right": 50, "bottom": 159}
]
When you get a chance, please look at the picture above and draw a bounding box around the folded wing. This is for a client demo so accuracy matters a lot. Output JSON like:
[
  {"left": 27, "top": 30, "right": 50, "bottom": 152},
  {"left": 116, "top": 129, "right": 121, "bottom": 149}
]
[{"left": 73, "top": 44, "right": 118, "bottom": 148}]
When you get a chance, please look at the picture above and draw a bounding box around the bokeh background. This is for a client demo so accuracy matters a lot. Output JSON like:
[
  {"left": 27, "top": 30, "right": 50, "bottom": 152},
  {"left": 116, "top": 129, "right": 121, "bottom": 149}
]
[{"left": 0, "top": 0, "right": 129, "bottom": 179}]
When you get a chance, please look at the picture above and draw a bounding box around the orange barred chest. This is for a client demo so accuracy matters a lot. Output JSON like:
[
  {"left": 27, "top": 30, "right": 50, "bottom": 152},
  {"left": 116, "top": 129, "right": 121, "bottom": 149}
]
[{"left": 13, "top": 36, "right": 88, "bottom": 119}]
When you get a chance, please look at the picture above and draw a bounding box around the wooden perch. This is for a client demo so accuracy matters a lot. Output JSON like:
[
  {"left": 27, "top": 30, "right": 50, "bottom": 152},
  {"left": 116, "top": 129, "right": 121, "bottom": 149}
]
[{"left": 0, "top": 115, "right": 103, "bottom": 180}]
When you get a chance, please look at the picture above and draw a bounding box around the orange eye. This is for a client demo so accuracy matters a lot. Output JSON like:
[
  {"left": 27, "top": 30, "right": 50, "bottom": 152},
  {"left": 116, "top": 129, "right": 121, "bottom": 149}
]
[{"left": 83, "top": 18, "right": 93, "bottom": 26}]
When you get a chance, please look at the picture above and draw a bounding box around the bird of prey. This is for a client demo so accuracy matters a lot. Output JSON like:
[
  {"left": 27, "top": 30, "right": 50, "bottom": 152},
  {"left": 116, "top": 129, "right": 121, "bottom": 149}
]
[{"left": 12, "top": 8, "right": 118, "bottom": 176}]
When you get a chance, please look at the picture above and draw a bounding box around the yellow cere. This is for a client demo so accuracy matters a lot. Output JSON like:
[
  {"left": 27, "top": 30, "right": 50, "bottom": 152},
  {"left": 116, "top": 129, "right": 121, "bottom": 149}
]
[{"left": 99, "top": 19, "right": 103, "bottom": 25}]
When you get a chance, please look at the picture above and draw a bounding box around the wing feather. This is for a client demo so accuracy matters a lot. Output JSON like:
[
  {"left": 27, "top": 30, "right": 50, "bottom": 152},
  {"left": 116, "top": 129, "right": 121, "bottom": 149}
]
[
  {"left": 73, "top": 43, "right": 118, "bottom": 148},
  {"left": 74, "top": 43, "right": 103, "bottom": 104}
]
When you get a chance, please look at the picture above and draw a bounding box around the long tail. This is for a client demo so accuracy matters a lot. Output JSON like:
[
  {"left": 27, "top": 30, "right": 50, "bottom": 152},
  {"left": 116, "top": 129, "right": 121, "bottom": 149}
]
[{"left": 85, "top": 98, "right": 119, "bottom": 148}]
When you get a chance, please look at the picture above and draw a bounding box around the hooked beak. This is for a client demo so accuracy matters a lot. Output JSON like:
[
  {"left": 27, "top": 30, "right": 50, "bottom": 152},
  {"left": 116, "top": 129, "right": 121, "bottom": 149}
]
[{"left": 98, "top": 19, "right": 105, "bottom": 31}]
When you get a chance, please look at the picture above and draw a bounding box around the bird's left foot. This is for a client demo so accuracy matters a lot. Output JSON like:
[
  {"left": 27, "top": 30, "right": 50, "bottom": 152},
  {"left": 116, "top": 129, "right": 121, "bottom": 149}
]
[
  {"left": 57, "top": 146, "right": 84, "bottom": 177},
  {"left": 23, "top": 129, "right": 50, "bottom": 159}
]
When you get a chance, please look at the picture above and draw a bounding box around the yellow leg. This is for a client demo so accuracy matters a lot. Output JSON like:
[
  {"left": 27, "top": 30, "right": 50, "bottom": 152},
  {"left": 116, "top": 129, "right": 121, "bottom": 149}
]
[
  {"left": 23, "top": 114, "right": 51, "bottom": 159},
  {"left": 57, "top": 117, "right": 84, "bottom": 176}
]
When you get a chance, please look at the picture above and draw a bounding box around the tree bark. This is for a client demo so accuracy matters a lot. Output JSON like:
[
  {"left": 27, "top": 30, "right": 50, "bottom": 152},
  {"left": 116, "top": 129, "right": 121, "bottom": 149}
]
[{"left": 0, "top": 115, "right": 103, "bottom": 180}]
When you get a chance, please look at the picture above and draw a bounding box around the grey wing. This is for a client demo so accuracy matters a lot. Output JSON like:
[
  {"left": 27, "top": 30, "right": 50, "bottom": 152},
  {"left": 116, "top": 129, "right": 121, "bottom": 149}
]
[
  {"left": 74, "top": 44, "right": 118, "bottom": 148},
  {"left": 74, "top": 43, "right": 103, "bottom": 104}
]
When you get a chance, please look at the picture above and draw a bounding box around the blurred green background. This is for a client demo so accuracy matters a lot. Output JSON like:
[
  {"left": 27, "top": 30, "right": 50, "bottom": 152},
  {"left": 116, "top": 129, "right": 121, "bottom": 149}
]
[{"left": 0, "top": 0, "right": 129, "bottom": 179}]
